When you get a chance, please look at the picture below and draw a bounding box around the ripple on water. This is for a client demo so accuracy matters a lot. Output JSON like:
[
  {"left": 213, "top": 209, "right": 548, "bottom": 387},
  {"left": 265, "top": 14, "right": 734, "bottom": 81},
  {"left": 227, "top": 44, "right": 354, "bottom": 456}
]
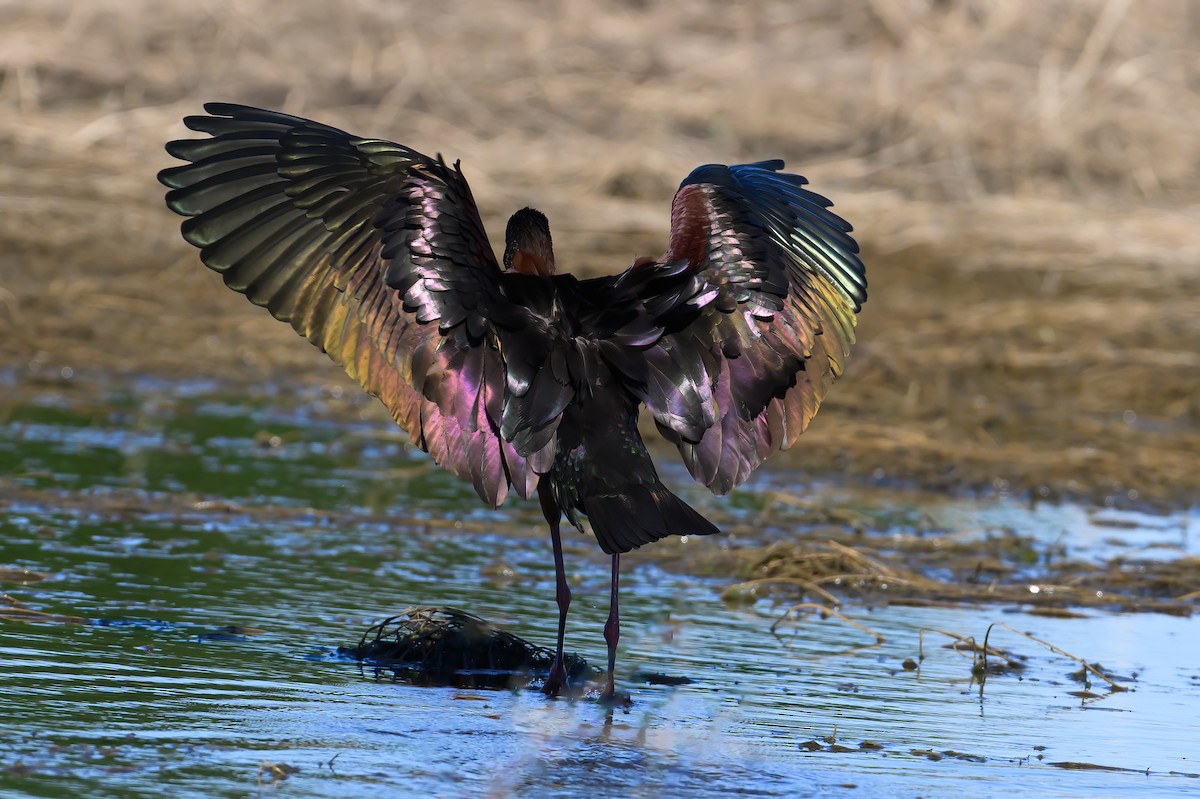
[{"left": 2, "top": 388, "right": 1198, "bottom": 798}]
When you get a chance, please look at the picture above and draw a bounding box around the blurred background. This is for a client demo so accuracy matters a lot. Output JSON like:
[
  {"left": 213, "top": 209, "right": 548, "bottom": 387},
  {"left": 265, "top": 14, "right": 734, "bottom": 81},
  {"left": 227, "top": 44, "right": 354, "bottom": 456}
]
[{"left": 2, "top": 0, "right": 1198, "bottom": 504}]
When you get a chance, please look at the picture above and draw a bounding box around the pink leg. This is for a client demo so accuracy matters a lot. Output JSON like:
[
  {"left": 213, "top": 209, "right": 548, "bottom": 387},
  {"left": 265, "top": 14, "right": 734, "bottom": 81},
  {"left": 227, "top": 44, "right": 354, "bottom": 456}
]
[
  {"left": 540, "top": 485, "right": 571, "bottom": 695},
  {"left": 603, "top": 553, "right": 620, "bottom": 698}
]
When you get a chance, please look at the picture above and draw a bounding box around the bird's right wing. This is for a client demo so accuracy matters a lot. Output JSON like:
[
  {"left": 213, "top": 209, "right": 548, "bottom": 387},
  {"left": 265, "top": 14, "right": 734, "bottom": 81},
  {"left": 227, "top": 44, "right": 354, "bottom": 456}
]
[
  {"left": 596, "top": 161, "right": 867, "bottom": 495},
  {"left": 159, "top": 103, "right": 557, "bottom": 506}
]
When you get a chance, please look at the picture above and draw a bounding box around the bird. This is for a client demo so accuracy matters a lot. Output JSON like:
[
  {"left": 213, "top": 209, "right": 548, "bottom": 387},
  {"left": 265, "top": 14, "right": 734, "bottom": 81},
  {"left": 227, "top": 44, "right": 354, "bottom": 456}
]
[{"left": 158, "top": 103, "right": 867, "bottom": 699}]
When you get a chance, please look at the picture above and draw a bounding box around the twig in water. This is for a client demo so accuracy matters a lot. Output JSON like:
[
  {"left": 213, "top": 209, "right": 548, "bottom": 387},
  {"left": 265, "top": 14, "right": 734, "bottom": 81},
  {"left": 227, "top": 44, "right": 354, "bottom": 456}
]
[
  {"left": 771, "top": 602, "right": 886, "bottom": 645},
  {"left": 982, "top": 621, "right": 1128, "bottom": 695}
]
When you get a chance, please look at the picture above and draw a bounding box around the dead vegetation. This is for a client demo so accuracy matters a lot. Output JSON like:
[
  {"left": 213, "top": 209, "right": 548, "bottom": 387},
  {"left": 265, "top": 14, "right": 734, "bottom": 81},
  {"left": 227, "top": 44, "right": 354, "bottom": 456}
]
[
  {"left": 345, "top": 606, "right": 596, "bottom": 689},
  {"left": 711, "top": 534, "right": 1198, "bottom": 616},
  {"left": 1, "top": 0, "right": 1198, "bottom": 503},
  {"left": 2, "top": 592, "right": 85, "bottom": 625}
]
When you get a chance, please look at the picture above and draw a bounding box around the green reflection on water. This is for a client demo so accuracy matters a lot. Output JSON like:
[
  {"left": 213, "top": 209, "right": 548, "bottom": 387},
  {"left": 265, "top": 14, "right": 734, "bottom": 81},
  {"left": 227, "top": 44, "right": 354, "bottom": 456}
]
[{"left": 2, "top": 383, "right": 1199, "bottom": 799}]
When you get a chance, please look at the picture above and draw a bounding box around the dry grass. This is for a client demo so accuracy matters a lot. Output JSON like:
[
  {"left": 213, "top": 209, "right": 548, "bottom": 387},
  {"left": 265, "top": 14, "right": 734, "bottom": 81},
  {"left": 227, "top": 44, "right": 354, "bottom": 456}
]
[
  {"left": 1, "top": 0, "right": 1198, "bottom": 503},
  {"left": 712, "top": 536, "right": 1199, "bottom": 615}
]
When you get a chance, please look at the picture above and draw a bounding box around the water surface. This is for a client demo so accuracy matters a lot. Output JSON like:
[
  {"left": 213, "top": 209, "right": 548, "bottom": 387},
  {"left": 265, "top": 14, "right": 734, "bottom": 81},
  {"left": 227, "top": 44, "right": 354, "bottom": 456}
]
[{"left": 2, "top": 382, "right": 1197, "bottom": 798}]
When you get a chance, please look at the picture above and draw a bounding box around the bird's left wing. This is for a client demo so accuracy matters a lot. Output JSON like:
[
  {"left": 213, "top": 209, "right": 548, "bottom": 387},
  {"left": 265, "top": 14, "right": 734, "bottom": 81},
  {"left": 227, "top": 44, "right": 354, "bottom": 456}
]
[
  {"left": 159, "top": 103, "right": 553, "bottom": 506},
  {"left": 598, "top": 161, "right": 866, "bottom": 494}
]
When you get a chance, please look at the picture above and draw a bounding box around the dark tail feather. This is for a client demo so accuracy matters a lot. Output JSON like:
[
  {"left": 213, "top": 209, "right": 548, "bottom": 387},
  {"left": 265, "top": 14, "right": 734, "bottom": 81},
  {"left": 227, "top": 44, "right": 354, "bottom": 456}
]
[{"left": 584, "top": 485, "right": 720, "bottom": 555}]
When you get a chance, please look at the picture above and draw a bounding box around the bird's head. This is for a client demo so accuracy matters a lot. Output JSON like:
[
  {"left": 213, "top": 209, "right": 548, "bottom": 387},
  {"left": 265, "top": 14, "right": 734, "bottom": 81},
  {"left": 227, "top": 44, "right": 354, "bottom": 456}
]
[{"left": 503, "top": 207, "right": 555, "bottom": 276}]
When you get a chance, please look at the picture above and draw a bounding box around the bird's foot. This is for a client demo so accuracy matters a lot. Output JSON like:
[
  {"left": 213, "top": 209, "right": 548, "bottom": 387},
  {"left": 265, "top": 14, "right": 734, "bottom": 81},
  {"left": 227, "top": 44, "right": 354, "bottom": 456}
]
[
  {"left": 542, "top": 661, "right": 569, "bottom": 697},
  {"left": 593, "top": 673, "right": 632, "bottom": 707},
  {"left": 597, "top": 685, "right": 633, "bottom": 709}
]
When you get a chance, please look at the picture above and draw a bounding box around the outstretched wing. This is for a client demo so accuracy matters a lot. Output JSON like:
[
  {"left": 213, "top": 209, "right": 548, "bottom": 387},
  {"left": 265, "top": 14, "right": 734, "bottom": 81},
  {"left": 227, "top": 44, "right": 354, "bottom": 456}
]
[
  {"left": 618, "top": 160, "right": 867, "bottom": 494},
  {"left": 158, "top": 103, "right": 555, "bottom": 506}
]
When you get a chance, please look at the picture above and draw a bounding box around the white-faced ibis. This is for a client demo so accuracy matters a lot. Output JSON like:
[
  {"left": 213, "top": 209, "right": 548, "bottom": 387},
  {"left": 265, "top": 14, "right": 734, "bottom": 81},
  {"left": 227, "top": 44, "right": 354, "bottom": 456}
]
[{"left": 159, "top": 103, "right": 867, "bottom": 698}]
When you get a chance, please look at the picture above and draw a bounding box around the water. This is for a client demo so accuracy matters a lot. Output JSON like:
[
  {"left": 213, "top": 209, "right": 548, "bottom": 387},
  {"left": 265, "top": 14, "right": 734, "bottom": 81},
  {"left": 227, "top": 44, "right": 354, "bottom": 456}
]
[{"left": 2, "top": 380, "right": 1198, "bottom": 798}]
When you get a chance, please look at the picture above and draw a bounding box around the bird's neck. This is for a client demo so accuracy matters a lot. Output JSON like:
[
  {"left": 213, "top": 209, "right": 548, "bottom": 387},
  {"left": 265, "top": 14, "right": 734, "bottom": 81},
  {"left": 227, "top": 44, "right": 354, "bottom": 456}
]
[{"left": 511, "top": 248, "right": 555, "bottom": 276}]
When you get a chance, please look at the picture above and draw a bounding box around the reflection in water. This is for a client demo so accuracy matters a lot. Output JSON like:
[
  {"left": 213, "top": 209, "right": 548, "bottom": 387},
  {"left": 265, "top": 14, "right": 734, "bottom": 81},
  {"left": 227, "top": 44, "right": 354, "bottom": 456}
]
[{"left": 1, "top": 385, "right": 1198, "bottom": 798}]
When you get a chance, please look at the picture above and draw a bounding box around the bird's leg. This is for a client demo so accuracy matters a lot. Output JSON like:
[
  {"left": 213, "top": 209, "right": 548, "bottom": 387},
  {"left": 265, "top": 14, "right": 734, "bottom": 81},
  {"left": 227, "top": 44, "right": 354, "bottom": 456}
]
[
  {"left": 602, "top": 553, "right": 620, "bottom": 699},
  {"left": 546, "top": 517, "right": 572, "bottom": 694},
  {"left": 540, "top": 484, "right": 571, "bottom": 696}
]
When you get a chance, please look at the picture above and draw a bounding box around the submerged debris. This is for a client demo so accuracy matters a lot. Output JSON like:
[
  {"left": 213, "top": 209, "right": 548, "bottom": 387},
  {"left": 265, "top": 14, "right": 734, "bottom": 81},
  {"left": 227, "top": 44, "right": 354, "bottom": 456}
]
[
  {"left": 343, "top": 607, "right": 597, "bottom": 690},
  {"left": 981, "top": 622, "right": 1129, "bottom": 694},
  {"left": 909, "top": 621, "right": 1132, "bottom": 701},
  {"left": 1, "top": 593, "right": 85, "bottom": 625},
  {"left": 257, "top": 761, "right": 300, "bottom": 786},
  {"left": 632, "top": 671, "right": 693, "bottom": 686}
]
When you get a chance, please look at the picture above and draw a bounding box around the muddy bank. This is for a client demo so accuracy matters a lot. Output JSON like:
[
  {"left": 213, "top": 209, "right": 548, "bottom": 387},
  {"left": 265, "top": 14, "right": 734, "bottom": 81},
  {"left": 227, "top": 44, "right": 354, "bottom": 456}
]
[{"left": 2, "top": 0, "right": 1198, "bottom": 508}]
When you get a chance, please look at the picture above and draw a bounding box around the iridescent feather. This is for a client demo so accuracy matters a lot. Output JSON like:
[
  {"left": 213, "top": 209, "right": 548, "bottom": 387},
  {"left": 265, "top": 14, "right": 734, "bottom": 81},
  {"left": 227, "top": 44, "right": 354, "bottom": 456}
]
[{"left": 160, "top": 106, "right": 866, "bottom": 547}]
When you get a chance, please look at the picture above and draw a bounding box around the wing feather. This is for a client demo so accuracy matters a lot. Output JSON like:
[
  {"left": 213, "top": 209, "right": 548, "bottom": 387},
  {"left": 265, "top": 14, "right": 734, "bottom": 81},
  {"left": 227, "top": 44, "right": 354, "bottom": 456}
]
[
  {"left": 160, "top": 103, "right": 559, "bottom": 506},
  {"left": 617, "top": 161, "right": 866, "bottom": 494}
]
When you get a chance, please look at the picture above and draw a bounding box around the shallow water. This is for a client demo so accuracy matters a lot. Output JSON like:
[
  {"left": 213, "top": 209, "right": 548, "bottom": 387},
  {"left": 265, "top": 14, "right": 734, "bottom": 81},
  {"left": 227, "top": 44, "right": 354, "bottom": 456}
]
[{"left": 2, "top": 380, "right": 1198, "bottom": 798}]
